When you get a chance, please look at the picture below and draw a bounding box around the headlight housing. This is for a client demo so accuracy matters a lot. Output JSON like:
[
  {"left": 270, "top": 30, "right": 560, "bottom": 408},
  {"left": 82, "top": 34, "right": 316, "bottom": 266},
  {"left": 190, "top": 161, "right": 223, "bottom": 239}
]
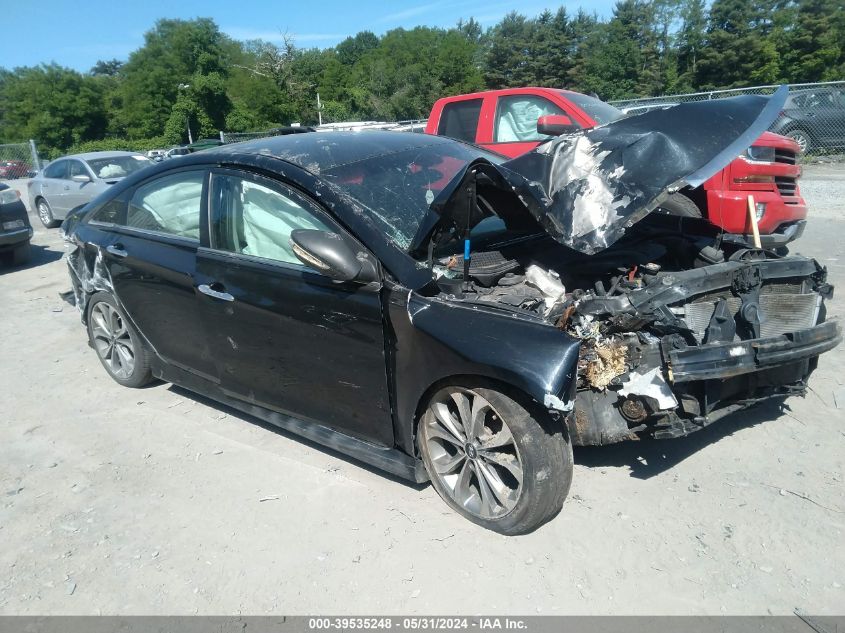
[
  {"left": 0, "top": 188, "right": 20, "bottom": 205},
  {"left": 743, "top": 146, "right": 776, "bottom": 163}
]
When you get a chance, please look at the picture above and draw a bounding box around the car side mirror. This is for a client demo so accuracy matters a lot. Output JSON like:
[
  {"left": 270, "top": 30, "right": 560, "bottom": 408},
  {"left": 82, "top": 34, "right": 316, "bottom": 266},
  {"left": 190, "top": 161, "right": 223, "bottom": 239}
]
[
  {"left": 71, "top": 174, "right": 92, "bottom": 183},
  {"left": 537, "top": 114, "right": 578, "bottom": 136},
  {"left": 290, "top": 229, "right": 378, "bottom": 283}
]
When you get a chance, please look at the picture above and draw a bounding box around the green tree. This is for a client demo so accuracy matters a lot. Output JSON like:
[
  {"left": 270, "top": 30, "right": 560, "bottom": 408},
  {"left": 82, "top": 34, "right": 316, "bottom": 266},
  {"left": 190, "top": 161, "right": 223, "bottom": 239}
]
[
  {"left": 115, "top": 18, "right": 231, "bottom": 139},
  {"left": 677, "top": 0, "right": 706, "bottom": 88},
  {"left": 484, "top": 12, "right": 532, "bottom": 88},
  {"left": 575, "top": 0, "right": 662, "bottom": 99},
  {"left": 781, "top": 0, "right": 845, "bottom": 81},
  {"left": 0, "top": 64, "right": 106, "bottom": 153},
  {"left": 526, "top": 8, "right": 573, "bottom": 87},
  {"left": 696, "top": 0, "right": 781, "bottom": 88},
  {"left": 335, "top": 31, "right": 379, "bottom": 66}
]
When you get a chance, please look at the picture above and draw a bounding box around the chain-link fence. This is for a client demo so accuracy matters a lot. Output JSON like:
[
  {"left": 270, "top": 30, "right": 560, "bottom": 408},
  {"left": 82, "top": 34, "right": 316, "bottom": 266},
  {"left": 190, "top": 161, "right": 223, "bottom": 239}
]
[
  {"left": 609, "top": 81, "right": 845, "bottom": 156},
  {"left": 0, "top": 140, "right": 41, "bottom": 180},
  {"left": 219, "top": 120, "right": 428, "bottom": 144}
]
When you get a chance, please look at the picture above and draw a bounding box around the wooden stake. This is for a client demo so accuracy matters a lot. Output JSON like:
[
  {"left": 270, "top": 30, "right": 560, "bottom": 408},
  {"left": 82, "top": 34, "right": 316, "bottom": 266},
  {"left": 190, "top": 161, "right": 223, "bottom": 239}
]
[{"left": 747, "top": 194, "right": 762, "bottom": 248}]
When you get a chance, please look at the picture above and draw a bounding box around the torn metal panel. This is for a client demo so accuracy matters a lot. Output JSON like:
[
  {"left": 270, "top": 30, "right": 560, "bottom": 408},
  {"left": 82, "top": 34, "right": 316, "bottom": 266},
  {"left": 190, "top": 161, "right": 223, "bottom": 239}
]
[
  {"left": 421, "top": 86, "right": 788, "bottom": 255},
  {"left": 65, "top": 243, "right": 114, "bottom": 321}
]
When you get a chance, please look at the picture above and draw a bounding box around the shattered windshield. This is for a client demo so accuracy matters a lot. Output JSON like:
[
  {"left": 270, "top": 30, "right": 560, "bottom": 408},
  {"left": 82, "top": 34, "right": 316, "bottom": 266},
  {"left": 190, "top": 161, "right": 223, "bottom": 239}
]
[
  {"left": 86, "top": 155, "right": 152, "bottom": 180},
  {"left": 322, "top": 143, "right": 504, "bottom": 250}
]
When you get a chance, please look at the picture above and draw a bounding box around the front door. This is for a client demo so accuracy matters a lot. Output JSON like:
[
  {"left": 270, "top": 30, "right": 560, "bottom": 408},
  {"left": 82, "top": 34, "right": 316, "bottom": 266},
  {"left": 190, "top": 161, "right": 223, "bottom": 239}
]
[
  {"left": 66, "top": 160, "right": 99, "bottom": 212},
  {"left": 483, "top": 93, "right": 575, "bottom": 158},
  {"left": 195, "top": 169, "right": 393, "bottom": 446}
]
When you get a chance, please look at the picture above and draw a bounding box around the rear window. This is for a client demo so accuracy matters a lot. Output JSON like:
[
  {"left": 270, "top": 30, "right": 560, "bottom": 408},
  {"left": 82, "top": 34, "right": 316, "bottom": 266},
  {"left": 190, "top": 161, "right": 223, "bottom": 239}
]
[
  {"left": 437, "top": 99, "right": 483, "bottom": 143},
  {"left": 560, "top": 92, "right": 624, "bottom": 126}
]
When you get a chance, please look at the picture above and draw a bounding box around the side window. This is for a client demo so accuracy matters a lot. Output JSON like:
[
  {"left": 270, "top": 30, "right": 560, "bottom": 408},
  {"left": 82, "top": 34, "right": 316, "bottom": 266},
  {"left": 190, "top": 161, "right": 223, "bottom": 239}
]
[
  {"left": 68, "top": 161, "right": 89, "bottom": 179},
  {"left": 437, "top": 99, "right": 483, "bottom": 143},
  {"left": 88, "top": 196, "right": 126, "bottom": 225},
  {"left": 211, "top": 174, "right": 333, "bottom": 267},
  {"left": 495, "top": 95, "right": 566, "bottom": 142},
  {"left": 127, "top": 171, "right": 203, "bottom": 240},
  {"left": 43, "top": 160, "right": 68, "bottom": 180}
]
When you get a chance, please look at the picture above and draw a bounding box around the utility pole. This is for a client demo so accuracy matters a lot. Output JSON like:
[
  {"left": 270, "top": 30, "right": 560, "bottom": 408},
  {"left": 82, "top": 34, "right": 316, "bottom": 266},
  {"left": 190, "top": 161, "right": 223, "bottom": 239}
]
[
  {"left": 317, "top": 92, "right": 323, "bottom": 126},
  {"left": 178, "top": 83, "right": 193, "bottom": 144}
]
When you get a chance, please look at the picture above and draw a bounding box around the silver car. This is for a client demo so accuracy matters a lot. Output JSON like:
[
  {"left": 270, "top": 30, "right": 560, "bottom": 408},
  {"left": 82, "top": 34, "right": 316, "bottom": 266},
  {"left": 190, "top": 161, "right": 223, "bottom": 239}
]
[{"left": 28, "top": 151, "right": 153, "bottom": 227}]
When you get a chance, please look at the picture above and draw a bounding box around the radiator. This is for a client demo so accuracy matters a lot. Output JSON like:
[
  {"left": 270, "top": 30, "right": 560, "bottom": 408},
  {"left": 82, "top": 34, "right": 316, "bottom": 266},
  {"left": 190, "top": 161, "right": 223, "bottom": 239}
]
[{"left": 684, "top": 292, "right": 821, "bottom": 343}]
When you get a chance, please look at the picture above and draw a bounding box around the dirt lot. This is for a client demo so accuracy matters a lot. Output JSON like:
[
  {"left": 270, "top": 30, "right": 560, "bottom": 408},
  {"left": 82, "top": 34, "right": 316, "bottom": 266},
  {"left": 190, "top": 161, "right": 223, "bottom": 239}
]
[{"left": 1, "top": 166, "right": 843, "bottom": 615}]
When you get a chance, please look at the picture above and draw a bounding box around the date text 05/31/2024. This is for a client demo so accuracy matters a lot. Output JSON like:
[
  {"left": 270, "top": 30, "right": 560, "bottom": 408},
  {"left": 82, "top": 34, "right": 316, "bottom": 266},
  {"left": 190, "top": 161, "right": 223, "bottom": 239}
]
[{"left": 308, "top": 618, "right": 528, "bottom": 630}]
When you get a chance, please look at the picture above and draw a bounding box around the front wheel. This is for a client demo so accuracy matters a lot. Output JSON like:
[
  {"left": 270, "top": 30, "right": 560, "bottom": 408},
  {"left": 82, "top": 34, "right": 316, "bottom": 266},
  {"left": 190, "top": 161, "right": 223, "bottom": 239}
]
[
  {"left": 786, "top": 129, "right": 812, "bottom": 154},
  {"left": 658, "top": 192, "right": 702, "bottom": 218},
  {"left": 37, "top": 199, "right": 59, "bottom": 228},
  {"left": 87, "top": 292, "right": 152, "bottom": 388},
  {"left": 418, "top": 384, "right": 573, "bottom": 535}
]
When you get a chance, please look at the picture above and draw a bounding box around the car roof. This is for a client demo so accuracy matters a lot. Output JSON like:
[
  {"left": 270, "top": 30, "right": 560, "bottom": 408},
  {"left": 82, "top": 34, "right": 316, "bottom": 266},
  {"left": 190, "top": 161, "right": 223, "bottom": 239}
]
[
  {"left": 208, "top": 129, "right": 464, "bottom": 175},
  {"left": 58, "top": 151, "right": 145, "bottom": 161}
]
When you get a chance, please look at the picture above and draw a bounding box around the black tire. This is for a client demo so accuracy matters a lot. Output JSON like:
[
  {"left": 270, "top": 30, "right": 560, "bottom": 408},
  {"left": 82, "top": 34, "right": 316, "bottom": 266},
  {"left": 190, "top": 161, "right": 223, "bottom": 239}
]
[
  {"left": 36, "top": 198, "right": 59, "bottom": 228},
  {"left": 658, "top": 192, "right": 702, "bottom": 218},
  {"left": 786, "top": 129, "right": 811, "bottom": 154},
  {"left": 11, "top": 240, "right": 31, "bottom": 266},
  {"left": 418, "top": 383, "right": 573, "bottom": 535},
  {"left": 86, "top": 291, "right": 153, "bottom": 388}
]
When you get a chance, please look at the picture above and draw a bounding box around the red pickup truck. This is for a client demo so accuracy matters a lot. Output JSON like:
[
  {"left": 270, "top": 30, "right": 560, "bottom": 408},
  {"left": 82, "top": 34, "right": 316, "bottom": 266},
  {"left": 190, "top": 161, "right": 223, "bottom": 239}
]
[{"left": 425, "top": 87, "right": 807, "bottom": 249}]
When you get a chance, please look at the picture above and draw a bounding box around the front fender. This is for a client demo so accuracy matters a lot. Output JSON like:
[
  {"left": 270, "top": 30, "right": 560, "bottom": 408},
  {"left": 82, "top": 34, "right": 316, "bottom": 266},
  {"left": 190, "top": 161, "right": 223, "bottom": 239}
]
[{"left": 388, "top": 288, "right": 580, "bottom": 455}]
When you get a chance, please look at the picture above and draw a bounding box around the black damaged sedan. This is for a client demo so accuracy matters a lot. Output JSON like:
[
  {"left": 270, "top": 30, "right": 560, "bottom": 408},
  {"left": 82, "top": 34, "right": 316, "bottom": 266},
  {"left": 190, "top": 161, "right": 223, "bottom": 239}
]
[{"left": 63, "top": 93, "right": 840, "bottom": 534}]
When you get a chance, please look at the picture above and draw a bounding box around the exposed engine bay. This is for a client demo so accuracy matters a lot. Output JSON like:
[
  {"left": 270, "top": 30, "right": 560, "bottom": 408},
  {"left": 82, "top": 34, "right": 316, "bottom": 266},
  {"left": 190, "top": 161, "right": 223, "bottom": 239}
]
[{"left": 423, "top": 212, "right": 839, "bottom": 445}]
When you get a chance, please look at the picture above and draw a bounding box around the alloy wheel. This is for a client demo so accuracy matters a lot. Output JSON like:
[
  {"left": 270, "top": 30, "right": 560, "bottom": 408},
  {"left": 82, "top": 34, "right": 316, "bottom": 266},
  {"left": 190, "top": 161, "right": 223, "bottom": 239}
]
[
  {"left": 422, "top": 388, "right": 524, "bottom": 520},
  {"left": 789, "top": 131, "right": 810, "bottom": 153},
  {"left": 90, "top": 302, "right": 136, "bottom": 380},
  {"left": 38, "top": 201, "right": 53, "bottom": 226}
]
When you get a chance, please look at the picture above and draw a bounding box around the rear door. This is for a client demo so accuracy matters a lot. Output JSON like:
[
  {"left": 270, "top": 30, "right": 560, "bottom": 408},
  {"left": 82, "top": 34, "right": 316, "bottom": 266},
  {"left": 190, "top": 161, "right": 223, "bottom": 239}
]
[
  {"left": 195, "top": 168, "right": 393, "bottom": 445},
  {"left": 99, "top": 167, "right": 217, "bottom": 380}
]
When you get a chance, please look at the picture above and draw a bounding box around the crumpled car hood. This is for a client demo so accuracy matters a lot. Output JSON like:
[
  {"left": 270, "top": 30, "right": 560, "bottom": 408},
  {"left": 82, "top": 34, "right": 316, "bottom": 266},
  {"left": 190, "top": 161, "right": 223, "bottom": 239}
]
[{"left": 415, "top": 85, "right": 788, "bottom": 256}]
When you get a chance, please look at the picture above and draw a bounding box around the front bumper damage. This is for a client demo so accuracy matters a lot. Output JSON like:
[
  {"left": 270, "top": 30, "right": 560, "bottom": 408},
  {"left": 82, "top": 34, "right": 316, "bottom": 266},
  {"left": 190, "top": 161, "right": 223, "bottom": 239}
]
[
  {"left": 669, "top": 320, "right": 840, "bottom": 382},
  {"left": 572, "top": 322, "right": 841, "bottom": 445},
  {"left": 567, "top": 254, "right": 840, "bottom": 445}
]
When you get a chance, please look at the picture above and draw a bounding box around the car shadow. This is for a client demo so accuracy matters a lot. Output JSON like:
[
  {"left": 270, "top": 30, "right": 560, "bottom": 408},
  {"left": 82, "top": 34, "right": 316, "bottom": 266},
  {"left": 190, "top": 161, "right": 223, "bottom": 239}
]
[
  {"left": 165, "top": 385, "right": 788, "bottom": 488},
  {"left": 574, "top": 398, "right": 789, "bottom": 479},
  {"left": 165, "top": 384, "right": 429, "bottom": 491},
  {"left": 0, "top": 242, "right": 63, "bottom": 274}
]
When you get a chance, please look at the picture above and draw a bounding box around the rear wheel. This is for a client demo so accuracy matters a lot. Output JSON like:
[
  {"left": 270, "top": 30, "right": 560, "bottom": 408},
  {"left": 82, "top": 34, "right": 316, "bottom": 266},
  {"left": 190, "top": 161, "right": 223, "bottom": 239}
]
[
  {"left": 658, "top": 192, "right": 702, "bottom": 218},
  {"left": 87, "top": 292, "right": 152, "bottom": 388},
  {"left": 418, "top": 384, "right": 572, "bottom": 535},
  {"left": 37, "top": 198, "right": 59, "bottom": 228}
]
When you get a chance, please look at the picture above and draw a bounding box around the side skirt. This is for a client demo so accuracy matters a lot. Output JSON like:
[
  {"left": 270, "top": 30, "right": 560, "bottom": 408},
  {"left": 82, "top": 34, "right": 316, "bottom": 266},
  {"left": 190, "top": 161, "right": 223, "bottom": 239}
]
[{"left": 152, "top": 360, "right": 429, "bottom": 484}]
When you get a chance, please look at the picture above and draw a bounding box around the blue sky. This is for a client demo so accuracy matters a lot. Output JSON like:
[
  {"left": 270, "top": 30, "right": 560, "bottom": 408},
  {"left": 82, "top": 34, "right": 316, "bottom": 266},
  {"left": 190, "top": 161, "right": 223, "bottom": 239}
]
[{"left": 1, "top": 0, "right": 618, "bottom": 72}]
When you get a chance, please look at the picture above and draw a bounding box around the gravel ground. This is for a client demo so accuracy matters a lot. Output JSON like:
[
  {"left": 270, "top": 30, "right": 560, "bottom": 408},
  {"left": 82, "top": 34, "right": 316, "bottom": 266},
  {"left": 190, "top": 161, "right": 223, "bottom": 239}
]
[{"left": 1, "top": 167, "right": 843, "bottom": 615}]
